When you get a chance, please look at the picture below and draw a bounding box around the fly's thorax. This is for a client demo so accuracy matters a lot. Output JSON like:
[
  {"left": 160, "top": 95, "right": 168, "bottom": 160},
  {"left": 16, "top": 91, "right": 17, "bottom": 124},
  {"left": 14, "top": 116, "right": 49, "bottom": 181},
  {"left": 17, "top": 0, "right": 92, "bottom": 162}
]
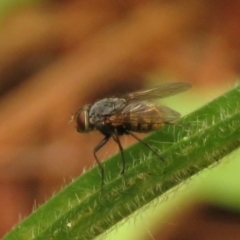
[
  {"left": 75, "top": 104, "right": 94, "bottom": 132},
  {"left": 88, "top": 97, "right": 126, "bottom": 127},
  {"left": 89, "top": 98, "right": 126, "bottom": 116}
]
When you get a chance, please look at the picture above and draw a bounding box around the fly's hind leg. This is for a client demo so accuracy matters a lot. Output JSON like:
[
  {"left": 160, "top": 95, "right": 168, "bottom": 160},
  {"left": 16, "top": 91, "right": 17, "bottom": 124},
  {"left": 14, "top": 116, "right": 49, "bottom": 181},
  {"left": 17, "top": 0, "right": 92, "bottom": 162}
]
[
  {"left": 125, "top": 130, "right": 164, "bottom": 162},
  {"left": 93, "top": 135, "right": 110, "bottom": 187}
]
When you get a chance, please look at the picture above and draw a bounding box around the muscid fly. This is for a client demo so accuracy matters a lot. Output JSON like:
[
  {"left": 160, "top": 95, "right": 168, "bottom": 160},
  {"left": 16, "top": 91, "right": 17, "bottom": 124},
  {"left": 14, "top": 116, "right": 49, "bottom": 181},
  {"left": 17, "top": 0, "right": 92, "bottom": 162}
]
[{"left": 72, "top": 82, "right": 191, "bottom": 186}]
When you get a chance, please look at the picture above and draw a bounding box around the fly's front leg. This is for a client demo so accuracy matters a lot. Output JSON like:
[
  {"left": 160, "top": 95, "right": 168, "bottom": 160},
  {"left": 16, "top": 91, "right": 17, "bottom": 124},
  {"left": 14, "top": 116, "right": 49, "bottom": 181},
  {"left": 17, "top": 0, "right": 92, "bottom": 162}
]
[
  {"left": 93, "top": 135, "right": 110, "bottom": 187},
  {"left": 112, "top": 130, "right": 125, "bottom": 175}
]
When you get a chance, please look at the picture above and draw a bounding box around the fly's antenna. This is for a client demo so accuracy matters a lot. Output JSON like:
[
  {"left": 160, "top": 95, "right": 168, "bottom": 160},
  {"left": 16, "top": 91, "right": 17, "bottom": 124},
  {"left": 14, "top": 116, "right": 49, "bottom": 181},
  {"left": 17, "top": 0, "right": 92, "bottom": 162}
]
[
  {"left": 68, "top": 113, "right": 76, "bottom": 124},
  {"left": 69, "top": 106, "right": 85, "bottom": 124}
]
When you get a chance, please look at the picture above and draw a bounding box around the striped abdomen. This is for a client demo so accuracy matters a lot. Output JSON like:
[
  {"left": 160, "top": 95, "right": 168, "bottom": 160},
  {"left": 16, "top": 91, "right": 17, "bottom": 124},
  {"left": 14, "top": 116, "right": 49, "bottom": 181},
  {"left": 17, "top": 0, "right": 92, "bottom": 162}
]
[
  {"left": 108, "top": 101, "right": 180, "bottom": 133},
  {"left": 123, "top": 121, "right": 164, "bottom": 133}
]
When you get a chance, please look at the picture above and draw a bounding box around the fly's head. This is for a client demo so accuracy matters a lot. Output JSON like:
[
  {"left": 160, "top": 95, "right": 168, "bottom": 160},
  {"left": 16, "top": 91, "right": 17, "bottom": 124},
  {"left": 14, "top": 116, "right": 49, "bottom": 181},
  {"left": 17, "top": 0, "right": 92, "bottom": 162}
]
[{"left": 72, "top": 104, "right": 93, "bottom": 133}]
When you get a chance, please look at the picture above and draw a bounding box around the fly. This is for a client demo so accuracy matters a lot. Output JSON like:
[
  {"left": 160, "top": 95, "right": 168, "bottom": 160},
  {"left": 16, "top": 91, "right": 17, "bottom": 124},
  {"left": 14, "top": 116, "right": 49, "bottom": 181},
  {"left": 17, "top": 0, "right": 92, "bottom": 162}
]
[{"left": 72, "top": 82, "right": 192, "bottom": 186}]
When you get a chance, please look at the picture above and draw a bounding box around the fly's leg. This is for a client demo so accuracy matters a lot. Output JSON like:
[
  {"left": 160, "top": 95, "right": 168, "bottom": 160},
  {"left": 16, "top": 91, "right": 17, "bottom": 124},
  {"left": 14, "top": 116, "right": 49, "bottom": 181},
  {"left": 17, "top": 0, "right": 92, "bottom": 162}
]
[
  {"left": 93, "top": 135, "right": 110, "bottom": 187},
  {"left": 112, "top": 130, "right": 125, "bottom": 175},
  {"left": 125, "top": 130, "right": 164, "bottom": 161}
]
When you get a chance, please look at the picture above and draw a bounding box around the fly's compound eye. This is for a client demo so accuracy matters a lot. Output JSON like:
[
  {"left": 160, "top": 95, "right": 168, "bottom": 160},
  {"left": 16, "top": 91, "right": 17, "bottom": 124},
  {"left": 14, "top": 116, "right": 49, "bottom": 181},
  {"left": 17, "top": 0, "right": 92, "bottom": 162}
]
[{"left": 75, "top": 105, "right": 91, "bottom": 132}]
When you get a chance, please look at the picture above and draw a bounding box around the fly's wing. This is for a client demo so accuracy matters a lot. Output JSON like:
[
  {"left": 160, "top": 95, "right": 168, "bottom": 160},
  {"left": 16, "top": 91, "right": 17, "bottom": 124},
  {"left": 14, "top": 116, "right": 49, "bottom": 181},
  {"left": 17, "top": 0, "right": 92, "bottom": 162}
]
[
  {"left": 124, "top": 82, "right": 191, "bottom": 101},
  {"left": 108, "top": 101, "right": 181, "bottom": 126}
]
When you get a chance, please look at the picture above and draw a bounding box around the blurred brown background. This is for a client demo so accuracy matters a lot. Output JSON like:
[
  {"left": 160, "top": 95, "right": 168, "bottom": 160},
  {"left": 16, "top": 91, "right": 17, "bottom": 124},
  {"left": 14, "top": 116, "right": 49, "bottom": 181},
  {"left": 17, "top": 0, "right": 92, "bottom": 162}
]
[{"left": 0, "top": 0, "right": 239, "bottom": 238}]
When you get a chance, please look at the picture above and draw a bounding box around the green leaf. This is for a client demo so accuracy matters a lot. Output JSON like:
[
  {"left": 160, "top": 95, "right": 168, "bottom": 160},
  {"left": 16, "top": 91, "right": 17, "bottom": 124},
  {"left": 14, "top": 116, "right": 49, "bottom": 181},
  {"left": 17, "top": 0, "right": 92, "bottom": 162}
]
[{"left": 3, "top": 84, "right": 240, "bottom": 240}]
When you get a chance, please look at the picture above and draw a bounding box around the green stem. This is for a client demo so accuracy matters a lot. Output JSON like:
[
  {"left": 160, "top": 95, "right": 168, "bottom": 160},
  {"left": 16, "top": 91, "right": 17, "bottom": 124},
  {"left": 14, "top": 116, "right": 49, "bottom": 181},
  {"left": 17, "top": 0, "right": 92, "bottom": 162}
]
[{"left": 3, "top": 84, "right": 240, "bottom": 240}]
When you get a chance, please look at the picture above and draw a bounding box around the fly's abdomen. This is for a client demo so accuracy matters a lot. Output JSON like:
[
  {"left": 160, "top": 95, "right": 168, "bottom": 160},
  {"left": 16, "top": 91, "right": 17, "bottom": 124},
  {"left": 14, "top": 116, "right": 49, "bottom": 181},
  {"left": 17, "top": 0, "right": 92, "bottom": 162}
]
[
  {"left": 109, "top": 102, "right": 166, "bottom": 132},
  {"left": 120, "top": 110, "right": 162, "bottom": 132},
  {"left": 124, "top": 122, "right": 164, "bottom": 133}
]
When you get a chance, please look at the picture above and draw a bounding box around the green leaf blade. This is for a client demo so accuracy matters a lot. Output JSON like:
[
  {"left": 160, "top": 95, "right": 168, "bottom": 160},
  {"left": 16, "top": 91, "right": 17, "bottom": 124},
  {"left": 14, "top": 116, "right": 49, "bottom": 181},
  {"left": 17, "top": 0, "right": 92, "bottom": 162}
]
[{"left": 3, "top": 84, "right": 240, "bottom": 240}]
